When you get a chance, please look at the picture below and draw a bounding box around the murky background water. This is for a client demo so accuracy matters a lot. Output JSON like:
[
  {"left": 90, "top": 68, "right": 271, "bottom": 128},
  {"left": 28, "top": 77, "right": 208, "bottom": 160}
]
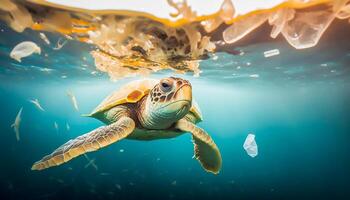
[{"left": 1, "top": 20, "right": 350, "bottom": 200}]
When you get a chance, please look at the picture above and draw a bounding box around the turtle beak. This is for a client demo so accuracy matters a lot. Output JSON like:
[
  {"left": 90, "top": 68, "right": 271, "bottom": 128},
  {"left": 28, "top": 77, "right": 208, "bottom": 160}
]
[{"left": 174, "top": 84, "right": 192, "bottom": 103}]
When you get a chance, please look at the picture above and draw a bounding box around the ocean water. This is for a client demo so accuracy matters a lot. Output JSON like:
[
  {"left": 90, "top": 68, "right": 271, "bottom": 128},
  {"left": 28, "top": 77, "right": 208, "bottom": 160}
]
[{"left": 1, "top": 19, "right": 350, "bottom": 200}]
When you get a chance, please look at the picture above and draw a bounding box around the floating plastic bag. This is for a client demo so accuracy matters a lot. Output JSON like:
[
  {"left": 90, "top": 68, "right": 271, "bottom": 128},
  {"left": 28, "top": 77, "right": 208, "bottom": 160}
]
[
  {"left": 243, "top": 133, "right": 258, "bottom": 158},
  {"left": 10, "top": 41, "right": 41, "bottom": 62}
]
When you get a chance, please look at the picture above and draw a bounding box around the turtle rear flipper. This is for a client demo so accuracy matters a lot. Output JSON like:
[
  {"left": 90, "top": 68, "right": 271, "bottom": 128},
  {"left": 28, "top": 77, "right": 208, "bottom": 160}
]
[
  {"left": 176, "top": 119, "right": 222, "bottom": 174},
  {"left": 32, "top": 117, "right": 135, "bottom": 170}
]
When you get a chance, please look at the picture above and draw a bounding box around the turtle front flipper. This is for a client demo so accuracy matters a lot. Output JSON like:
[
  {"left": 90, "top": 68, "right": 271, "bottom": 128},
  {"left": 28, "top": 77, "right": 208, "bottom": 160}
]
[
  {"left": 176, "top": 119, "right": 222, "bottom": 174},
  {"left": 32, "top": 117, "right": 135, "bottom": 170}
]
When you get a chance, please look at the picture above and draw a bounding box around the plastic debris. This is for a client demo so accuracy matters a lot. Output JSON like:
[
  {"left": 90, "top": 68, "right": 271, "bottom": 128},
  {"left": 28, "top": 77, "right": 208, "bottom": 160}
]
[
  {"left": 53, "top": 38, "right": 67, "bottom": 50},
  {"left": 264, "top": 49, "right": 280, "bottom": 58},
  {"left": 84, "top": 154, "right": 98, "bottom": 170},
  {"left": 268, "top": 8, "right": 295, "bottom": 38},
  {"left": 54, "top": 121, "right": 59, "bottom": 133},
  {"left": 11, "top": 107, "right": 23, "bottom": 141},
  {"left": 66, "top": 122, "right": 70, "bottom": 131},
  {"left": 281, "top": 10, "right": 335, "bottom": 49},
  {"left": 29, "top": 99, "right": 45, "bottom": 111},
  {"left": 223, "top": 13, "right": 269, "bottom": 44},
  {"left": 119, "top": 149, "right": 124, "bottom": 153},
  {"left": 115, "top": 184, "right": 122, "bottom": 190},
  {"left": 243, "top": 133, "right": 258, "bottom": 157},
  {"left": 10, "top": 41, "right": 41, "bottom": 62},
  {"left": 249, "top": 74, "right": 259, "bottom": 78},
  {"left": 171, "top": 180, "right": 177, "bottom": 186},
  {"left": 67, "top": 91, "right": 79, "bottom": 111},
  {"left": 39, "top": 32, "right": 50, "bottom": 45}
]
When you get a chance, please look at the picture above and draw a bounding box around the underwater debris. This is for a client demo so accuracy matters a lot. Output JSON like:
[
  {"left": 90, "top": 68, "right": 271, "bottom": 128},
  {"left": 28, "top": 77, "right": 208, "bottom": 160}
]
[
  {"left": 53, "top": 38, "right": 67, "bottom": 50},
  {"left": 10, "top": 41, "right": 41, "bottom": 62},
  {"left": 39, "top": 32, "right": 50, "bottom": 45},
  {"left": 66, "top": 122, "right": 70, "bottom": 131},
  {"left": 223, "top": 12, "right": 269, "bottom": 44},
  {"left": 171, "top": 180, "right": 177, "bottom": 186},
  {"left": 37, "top": 67, "right": 54, "bottom": 73},
  {"left": 243, "top": 133, "right": 258, "bottom": 158},
  {"left": 54, "top": 122, "right": 59, "bottom": 133},
  {"left": 100, "top": 172, "right": 111, "bottom": 176},
  {"left": 66, "top": 91, "right": 79, "bottom": 111},
  {"left": 2, "top": 0, "right": 350, "bottom": 78},
  {"left": 115, "top": 184, "right": 122, "bottom": 190},
  {"left": 11, "top": 107, "right": 23, "bottom": 141},
  {"left": 55, "top": 178, "right": 64, "bottom": 184},
  {"left": 84, "top": 154, "right": 98, "bottom": 170},
  {"left": 119, "top": 149, "right": 124, "bottom": 153},
  {"left": 29, "top": 98, "right": 45, "bottom": 111},
  {"left": 249, "top": 74, "right": 259, "bottom": 78},
  {"left": 264, "top": 49, "right": 280, "bottom": 58}
]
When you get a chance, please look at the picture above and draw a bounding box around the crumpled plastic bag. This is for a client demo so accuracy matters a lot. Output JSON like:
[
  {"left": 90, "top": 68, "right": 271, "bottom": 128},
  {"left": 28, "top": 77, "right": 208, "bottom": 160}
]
[
  {"left": 10, "top": 41, "right": 41, "bottom": 62},
  {"left": 243, "top": 133, "right": 258, "bottom": 158}
]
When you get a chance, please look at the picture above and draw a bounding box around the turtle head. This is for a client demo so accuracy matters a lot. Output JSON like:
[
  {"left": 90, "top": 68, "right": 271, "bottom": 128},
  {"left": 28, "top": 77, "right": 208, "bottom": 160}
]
[{"left": 141, "top": 77, "right": 192, "bottom": 129}]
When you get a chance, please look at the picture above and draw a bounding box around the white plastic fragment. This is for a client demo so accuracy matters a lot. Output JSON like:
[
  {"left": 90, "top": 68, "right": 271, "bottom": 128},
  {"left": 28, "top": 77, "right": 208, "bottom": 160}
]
[
  {"left": 11, "top": 107, "right": 23, "bottom": 141},
  {"left": 10, "top": 41, "right": 41, "bottom": 62},
  {"left": 29, "top": 98, "right": 45, "bottom": 111},
  {"left": 54, "top": 121, "right": 59, "bottom": 133},
  {"left": 249, "top": 74, "right": 259, "bottom": 78},
  {"left": 264, "top": 49, "right": 280, "bottom": 58},
  {"left": 84, "top": 154, "right": 98, "bottom": 170},
  {"left": 67, "top": 91, "right": 79, "bottom": 111},
  {"left": 39, "top": 32, "right": 50, "bottom": 45},
  {"left": 243, "top": 133, "right": 258, "bottom": 157},
  {"left": 53, "top": 38, "right": 67, "bottom": 50}
]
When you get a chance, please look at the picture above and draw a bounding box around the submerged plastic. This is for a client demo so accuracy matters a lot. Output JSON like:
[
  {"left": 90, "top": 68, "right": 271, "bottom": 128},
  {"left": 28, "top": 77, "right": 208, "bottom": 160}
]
[
  {"left": 243, "top": 133, "right": 258, "bottom": 158},
  {"left": 10, "top": 41, "right": 41, "bottom": 62}
]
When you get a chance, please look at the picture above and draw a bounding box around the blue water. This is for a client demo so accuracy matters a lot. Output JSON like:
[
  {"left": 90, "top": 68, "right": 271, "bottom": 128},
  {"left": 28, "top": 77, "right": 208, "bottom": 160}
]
[{"left": 1, "top": 21, "right": 350, "bottom": 200}]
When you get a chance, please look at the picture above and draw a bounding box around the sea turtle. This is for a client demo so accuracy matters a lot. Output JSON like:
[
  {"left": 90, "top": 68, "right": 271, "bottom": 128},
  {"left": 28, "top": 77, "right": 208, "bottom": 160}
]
[{"left": 32, "top": 77, "right": 222, "bottom": 174}]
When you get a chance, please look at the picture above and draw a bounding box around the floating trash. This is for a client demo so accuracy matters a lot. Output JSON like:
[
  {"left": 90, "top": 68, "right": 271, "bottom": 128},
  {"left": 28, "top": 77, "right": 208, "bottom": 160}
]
[
  {"left": 84, "top": 154, "right": 98, "bottom": 170},
  {"left": 115, "top": 184, "right": 122, "bottom": 190},
  {"left": 66, "top": 122, "right": 70, "bottom": 131},
  {"left": 11, "top": 107, "right": 23, "bottom": 141},
  {"left": 67, "top": 91, "right": 79, "bottom": 111},
  {"left": 29, "top": 99, "right": 45, "bottom": 111},
  {"left": 171, "top": 180, "right": 177, "bottom": 186},
  {"left": 263, "top": 49, "right": 280, "bottom": 58},
  {"left": 39, "top": 32, "right": 50, "bottom": 45},
  {"left": 54, "top": 122, "right": 59, "bottom": 133},
  {"left": 53, "top": 38, "right": 67, "bottom": 50},
  {"left": 249, "top": 74, "right": 259, "bottom": 78},
  {"left": 10, "top": 41, "right": 41, "bottom": 62},
  {"left": 243, "top": 133, "right": 258, "bottom": 158}
]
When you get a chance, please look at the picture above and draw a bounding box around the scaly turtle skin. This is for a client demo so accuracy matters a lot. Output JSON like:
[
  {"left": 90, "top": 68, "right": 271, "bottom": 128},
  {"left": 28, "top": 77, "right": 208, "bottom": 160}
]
[{"left": 32, "top": 77, "right": 222, "bottom": 174}]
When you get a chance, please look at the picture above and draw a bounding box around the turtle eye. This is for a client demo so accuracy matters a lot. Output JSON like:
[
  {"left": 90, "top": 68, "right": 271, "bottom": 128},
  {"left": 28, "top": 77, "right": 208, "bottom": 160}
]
[{"left": 160, "top": 79, "right": 173, "bottom": 92}]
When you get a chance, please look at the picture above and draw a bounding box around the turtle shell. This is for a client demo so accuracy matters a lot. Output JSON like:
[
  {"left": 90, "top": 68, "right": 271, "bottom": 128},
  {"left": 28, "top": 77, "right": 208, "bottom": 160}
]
[
  {"left": 89, "top": 79, "right": 158, "bottom": 116},
  {"left": 88, "top": 78, "right": 203, "bottom": 122}
]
